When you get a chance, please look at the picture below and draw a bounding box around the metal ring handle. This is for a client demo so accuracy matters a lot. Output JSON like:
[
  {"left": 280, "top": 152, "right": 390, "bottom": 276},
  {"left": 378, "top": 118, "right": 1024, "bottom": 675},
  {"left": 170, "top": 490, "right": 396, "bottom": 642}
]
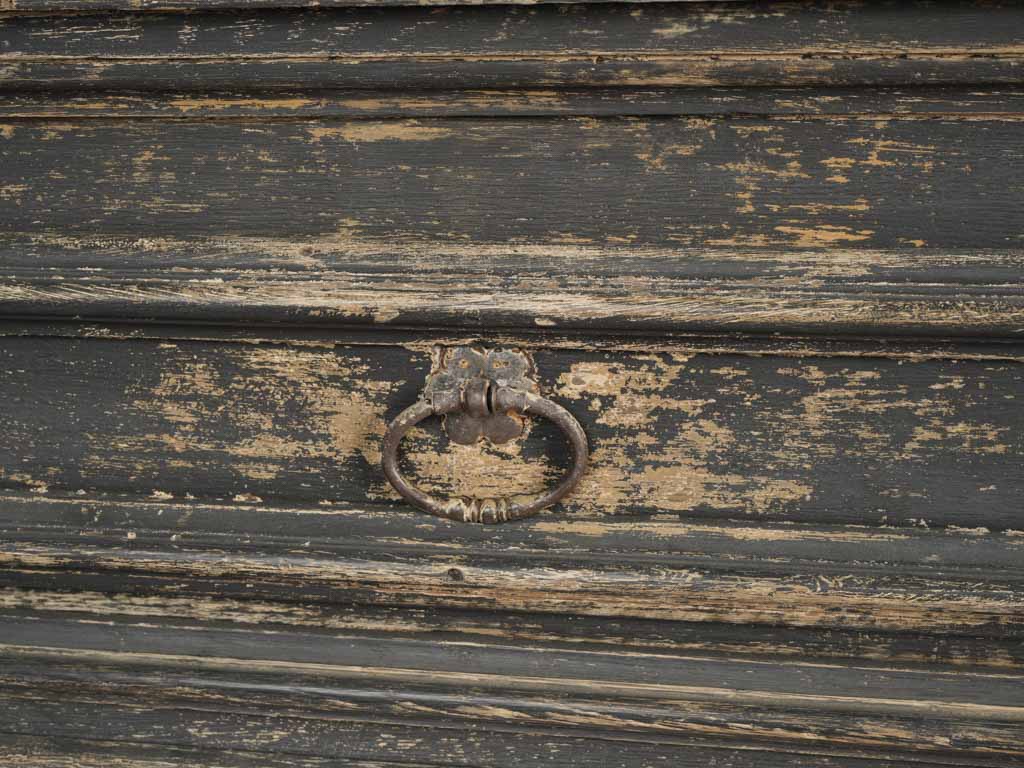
[{"left": 382, "top": 385, "right": 588, "bottom": 523}]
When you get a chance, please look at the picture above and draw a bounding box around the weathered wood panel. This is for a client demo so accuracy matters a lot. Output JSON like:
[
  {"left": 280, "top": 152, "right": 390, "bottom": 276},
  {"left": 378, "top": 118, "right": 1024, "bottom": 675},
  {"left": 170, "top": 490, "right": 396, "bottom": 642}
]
[
  {"left": 0, "top": 614, "right": 1021, "bottom": 764},
  {"left": 5, "top": 40, "right": 1022, "bottom": 90},
  {"left": 6, "top": 86, "right": 1024, "bottom": 120},
  {"left": 5, "top": 247, "right": 1024, "bottom": 336},
  {"left": 5, "top": 583, "right": 1022, "bottom": 668},
  {"left": 1, "top": 2, "right": 1021, "bottom": 765},
  {"left": 12, "top": 613, "right": 1022, "bottom": 702},
  {"left": 1, "top": 117, "right": 1019, "bottom": 249},
  {"left": 4, "top": 524, "right": 1024, "bottom": 634},
  {"left": 4, "top": 6, "right": 1023, "bottom": 338},
  {"left": 0, "top": 0, "right": 742, "bottom": 9},
  {"left": 0, "top": 334, "right": 1020, "bottom": 528},
  {"left": 1, "top": 705, "right": 1001, "bottom": 768},
  {"left": 9, "top": 2, "right": 1023, "bottom": 57},
  {"left": 3, "top": 3, "right": 1023, "bottom": 88}
]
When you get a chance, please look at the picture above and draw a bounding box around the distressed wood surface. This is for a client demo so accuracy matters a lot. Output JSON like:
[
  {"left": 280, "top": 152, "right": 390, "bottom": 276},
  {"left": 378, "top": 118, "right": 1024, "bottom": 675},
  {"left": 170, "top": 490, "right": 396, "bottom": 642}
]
[
  {"left": 4, "top": 243, "right": 1024, "bottom": 337},
  {"left": 4, "top": 699, "right": 1012, "bottom": 768},
  {"left": 0, "top": 0, "right": 743, "bottom": 9},
  {"left": 3, "top": 3, "right": 1023, "bottom": 88},
  {"left": 9, "top": 2, "right": 1023, "bottom": 57},
  {"left": 3, "top": 117, "right": 1018, "bottom": 248},
  {"left": 3, "top": 3, "right": 1023, "bottom": 338},
  {"left": 1, "top": 112, "right": 1023, "bottom": 336},
  {"left": 2, "top": 535, "right": 1022, "bottom": 762},
  {"left": 0, "top": 333, "right": 1020, "bottom": 528},
  {"left": 6, "top": 86, "right": 1024, "bottom": 120},
  {"left": 4, "top": 583, "right": 1023, "bottom": 669},
  {"left": 4, "top": 516, "right": 1024, "bottom": 635},
  {"left": 0, "top": 608, "right": 1022, "bottom": 764},
  {"left": 2, "top": 3, "right": 1023, "bottom": 764}
]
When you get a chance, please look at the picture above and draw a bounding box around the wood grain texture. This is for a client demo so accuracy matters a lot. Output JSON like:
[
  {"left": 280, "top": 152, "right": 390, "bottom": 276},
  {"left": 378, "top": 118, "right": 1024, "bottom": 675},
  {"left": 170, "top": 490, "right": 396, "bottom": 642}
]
[
  {"left": 0, "top": 736, "right": 399, "bottom": 768},
  {"left": 3, "top": 2, "right": 1023, "bottom": 88},
  {"left": 4, "top": 515, "right": 1024, "bottom": 634},
  {"left": 3, "top": 4, "right": 1023, "bottom": 339},
  {"left": 1, "top": 525, "right": 1020, "bottom": 764},
  {"left": 4, "top": 245, "right": 1024, "bottom": 337},
  {"left": 5, "top": 584, "right": 1023, "bottom": 669}
]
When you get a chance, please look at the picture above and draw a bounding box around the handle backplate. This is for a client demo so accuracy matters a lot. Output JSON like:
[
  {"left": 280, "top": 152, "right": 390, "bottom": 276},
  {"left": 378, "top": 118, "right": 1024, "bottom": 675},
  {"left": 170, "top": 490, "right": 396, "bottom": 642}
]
[{"left": 381, "top": 347, "right": 588, "bottom": 523}]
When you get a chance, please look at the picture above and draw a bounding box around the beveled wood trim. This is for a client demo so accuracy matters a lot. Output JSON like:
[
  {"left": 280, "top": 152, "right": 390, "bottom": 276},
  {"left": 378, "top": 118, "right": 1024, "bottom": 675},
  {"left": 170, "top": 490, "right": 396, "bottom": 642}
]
[
  {"left": 0, "top": 612, "right": 1021, "bottom": 762},
  {"left": 2, "top": 493, "right": 1022, "bottom": 636},
  {"left": 5, "top": 88, "right": 1024, "bottom": 120},
  {"left": 1, "top": 0, "right": 742, "bottom": 9},
  {"left": 3, "top": 254, "right": 1024, "bottom": 337},
  {"left": 3, "top": 2, "right": 1024, "bottom": 88}
]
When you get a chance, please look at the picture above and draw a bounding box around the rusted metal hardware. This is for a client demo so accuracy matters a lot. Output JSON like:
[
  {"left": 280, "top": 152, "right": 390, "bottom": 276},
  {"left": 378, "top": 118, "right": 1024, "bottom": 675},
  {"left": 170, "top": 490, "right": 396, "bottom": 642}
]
[{"left": 382, "top": 347, "right": 588, "bottom": 523}]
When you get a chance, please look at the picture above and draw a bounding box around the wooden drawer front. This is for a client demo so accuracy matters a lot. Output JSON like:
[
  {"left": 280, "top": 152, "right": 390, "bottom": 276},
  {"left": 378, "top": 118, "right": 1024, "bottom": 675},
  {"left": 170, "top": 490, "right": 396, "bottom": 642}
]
[
  {"left": 0, "top": 333, "right": 1020, "bottom": 530},
  {"left": 0, "top": 329, "right": 1021, "bottom": 635},
  {"left": 3, "top": 3, "right": 1024, "bottom": 88},
  {"left": 6, "top": 116, "right": 1019, "bottom": 249}
]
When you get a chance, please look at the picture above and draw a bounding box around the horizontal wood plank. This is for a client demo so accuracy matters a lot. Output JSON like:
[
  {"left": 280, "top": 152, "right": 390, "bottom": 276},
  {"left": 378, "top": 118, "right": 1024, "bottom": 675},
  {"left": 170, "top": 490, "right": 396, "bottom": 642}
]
[
  {"left": 0, "top": 613, "right": 1021, "bottom": 762},
  {"left": 0, "top": 333, "right": 1020, "bottom": 529},
  {"left": 2, "top": 2, "right": 1023, "bottom": 88},
  {"left": 4, "top": 253, "right": 1024, "bottom": 337},
  {"left": 2, "top": 116, "right": 1019, "bottom": 250},
  {"left": 1, "top": 113, "right": 1022, "bottom": 336},
  {"left": 0, "top": 0, "right": 744, "bottom": 9},
  {"left": 0, "top": 705, "right": 999, "bottom": 768},
  {"left": 0, "top": 736, "right": 386, "bottom": 768},
  {"left": 5, "top": 87, "right": 1024, "bottom": 119},
  {"left": 7, "top": 3, "right": 1023, "bottom": 57},
  {"left": 3, "top": 520, "right": 1024, "bottom": 634},
  {"left": 4, "top": 584, "right": 1022, "bottom": 669}
]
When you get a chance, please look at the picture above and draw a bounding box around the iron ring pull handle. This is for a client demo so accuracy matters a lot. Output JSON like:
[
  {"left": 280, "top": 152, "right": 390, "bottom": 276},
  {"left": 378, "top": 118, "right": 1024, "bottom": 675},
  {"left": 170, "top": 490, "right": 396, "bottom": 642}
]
[{"left": 382, "top": 380, "right": 588, "bottom": 523}]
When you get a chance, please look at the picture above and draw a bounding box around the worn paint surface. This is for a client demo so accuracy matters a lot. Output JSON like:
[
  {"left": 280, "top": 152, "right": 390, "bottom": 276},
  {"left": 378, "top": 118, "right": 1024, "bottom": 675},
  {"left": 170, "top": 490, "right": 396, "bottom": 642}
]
[
  {"left": 3, "top": 242, "right": 1024, "bottom": 336},
  {"left": 2, "top": 112, "right": 1023, "bottom": 336},
  {"left": 0, "top": 118, "right": 1020, "bottom": 250},
  {"left": 1, "top": 2, "right": 1023, "bottom": 764},
  {"left": 6, "top": 86, "right": 1024, "bottom": 120},
  {"left": 0, "top": 336, "right": 1019, "bottom": 529},
  {"left": 3, "top": 3, "right": 1024, "bottom": 87}
]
